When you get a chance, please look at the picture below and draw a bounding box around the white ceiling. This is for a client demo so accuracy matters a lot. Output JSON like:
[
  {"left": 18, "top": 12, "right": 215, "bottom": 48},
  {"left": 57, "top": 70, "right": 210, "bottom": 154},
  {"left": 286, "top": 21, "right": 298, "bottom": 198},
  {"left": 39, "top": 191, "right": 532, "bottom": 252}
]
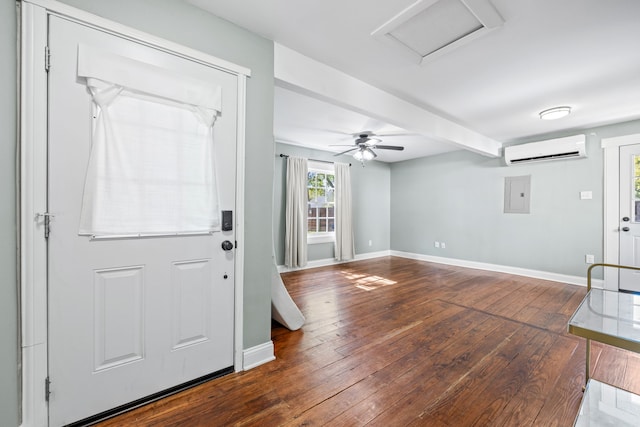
[{"left": 188, "top": 0, "right": 640, "bottom": 162}]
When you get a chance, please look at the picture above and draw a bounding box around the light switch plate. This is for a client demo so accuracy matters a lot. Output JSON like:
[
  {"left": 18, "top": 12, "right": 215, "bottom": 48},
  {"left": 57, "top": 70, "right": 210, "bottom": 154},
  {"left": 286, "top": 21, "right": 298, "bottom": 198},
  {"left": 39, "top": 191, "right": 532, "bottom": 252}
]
[{"left": 580, "top": 191, "right": 593, "bottom": 200}]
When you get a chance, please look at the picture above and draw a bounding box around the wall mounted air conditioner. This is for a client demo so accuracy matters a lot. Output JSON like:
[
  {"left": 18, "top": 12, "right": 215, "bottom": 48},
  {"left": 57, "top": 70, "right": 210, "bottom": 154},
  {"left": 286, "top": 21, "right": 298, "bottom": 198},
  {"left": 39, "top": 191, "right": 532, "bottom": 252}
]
[{"left": 504, "top": 134, "right": 586, "bottom": 166}]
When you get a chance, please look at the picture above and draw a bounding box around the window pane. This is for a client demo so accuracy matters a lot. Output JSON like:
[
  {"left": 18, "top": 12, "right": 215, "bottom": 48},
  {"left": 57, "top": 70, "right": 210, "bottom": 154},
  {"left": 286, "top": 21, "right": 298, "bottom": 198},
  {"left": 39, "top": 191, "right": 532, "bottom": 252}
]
[{"left": 307, "top": 168, "right": 336, "bottom": 237}]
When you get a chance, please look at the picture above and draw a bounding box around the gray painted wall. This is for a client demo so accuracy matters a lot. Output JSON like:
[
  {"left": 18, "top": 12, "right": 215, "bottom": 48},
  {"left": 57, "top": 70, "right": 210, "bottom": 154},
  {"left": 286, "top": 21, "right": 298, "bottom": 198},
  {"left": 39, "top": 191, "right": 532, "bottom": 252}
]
[
  {"left": 273, "top": 142, "right": 390, "bottom": 265},
  {"left": 391, "top": 145, "right": 602, "bottom": 276},
  {"left": 1, "top": 2, "right": 18, "bottom": 426},
  {"left": 2, "top": 1, "right": 273, "bottom": 425},
  {"left": 391, "top": 121, "right": 640, "bottom": 277}
]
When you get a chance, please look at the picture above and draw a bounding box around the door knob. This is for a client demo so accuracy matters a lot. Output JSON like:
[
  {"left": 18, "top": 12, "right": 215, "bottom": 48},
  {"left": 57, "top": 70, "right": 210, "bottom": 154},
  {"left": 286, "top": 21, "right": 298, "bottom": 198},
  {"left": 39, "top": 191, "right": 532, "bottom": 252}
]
[
  {"left": 623, "top": 217, "right": 630, "bottom": 222},
  {"left": 221, "top": 240, "right": 234, "bottom": 251},
  {"left": 622, "top": 227, "right": 630, "bottom": 232}
]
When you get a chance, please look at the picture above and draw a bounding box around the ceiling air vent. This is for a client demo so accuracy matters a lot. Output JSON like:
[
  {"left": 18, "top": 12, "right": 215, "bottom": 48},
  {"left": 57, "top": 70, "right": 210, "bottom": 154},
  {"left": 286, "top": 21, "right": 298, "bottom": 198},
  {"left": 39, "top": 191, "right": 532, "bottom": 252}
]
[{"left": 371, "top": 0, "right": 504, "bottom": 64}]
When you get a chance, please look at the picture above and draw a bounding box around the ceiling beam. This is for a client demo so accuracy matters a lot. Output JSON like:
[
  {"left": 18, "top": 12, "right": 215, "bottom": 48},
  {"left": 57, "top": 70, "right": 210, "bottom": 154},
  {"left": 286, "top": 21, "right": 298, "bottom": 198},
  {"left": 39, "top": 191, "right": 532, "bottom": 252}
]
[{"left": 274, "top": 43, "right": 502, "bottom": 157}]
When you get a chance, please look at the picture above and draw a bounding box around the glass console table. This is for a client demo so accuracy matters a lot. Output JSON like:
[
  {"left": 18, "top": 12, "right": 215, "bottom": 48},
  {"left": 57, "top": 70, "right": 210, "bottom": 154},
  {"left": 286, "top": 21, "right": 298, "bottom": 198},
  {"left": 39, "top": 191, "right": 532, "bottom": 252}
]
[{"left": 568, "top": 263, "right": 640, "bottom": 426}]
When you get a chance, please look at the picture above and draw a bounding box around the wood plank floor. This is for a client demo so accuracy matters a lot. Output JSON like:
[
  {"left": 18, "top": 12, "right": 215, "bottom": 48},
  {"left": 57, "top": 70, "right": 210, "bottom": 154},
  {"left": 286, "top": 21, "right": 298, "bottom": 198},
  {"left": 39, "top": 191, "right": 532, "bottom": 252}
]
[{"left": 97, "top": 256, "right": 640, "bottom": 426}]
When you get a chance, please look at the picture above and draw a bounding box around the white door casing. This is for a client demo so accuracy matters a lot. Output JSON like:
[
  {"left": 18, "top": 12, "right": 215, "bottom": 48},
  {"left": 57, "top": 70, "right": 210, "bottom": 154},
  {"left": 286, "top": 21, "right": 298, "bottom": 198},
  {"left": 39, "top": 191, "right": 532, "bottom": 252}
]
[
  {"left": 20, "top": 1, "right": 248, "bottom": 426},
  {"left": 618, "top": 144, "right": 640, "bottom": 291},
  {"left": 48, "top": 15, "right": 240, "bottom": 425},
  {"left": 603, "top": 134, "right": 640, "bottom": 290},
  {"left": 48, "top": 19, "right": 238, "bottom": 427}
]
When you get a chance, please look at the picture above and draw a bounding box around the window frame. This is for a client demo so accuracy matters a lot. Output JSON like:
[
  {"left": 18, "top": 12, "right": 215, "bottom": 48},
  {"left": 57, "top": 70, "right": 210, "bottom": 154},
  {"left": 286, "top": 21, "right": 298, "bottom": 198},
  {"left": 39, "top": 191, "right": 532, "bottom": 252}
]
[{"left": 306, "top": 160, "right": 335, "bottom": 245}]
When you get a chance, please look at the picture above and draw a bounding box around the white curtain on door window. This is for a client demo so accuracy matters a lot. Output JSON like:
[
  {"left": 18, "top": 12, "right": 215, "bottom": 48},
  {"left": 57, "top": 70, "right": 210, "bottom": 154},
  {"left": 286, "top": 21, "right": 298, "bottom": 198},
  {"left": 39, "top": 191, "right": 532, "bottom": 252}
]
[
  {"left": 284, "top": 156, "right": 308, "bottom": 268},
  {"left": 334, "top": 162, "right": 355, "bottom": 261},
  {"left": 76, "top": 44, "right": 222, "bottom": 235}
]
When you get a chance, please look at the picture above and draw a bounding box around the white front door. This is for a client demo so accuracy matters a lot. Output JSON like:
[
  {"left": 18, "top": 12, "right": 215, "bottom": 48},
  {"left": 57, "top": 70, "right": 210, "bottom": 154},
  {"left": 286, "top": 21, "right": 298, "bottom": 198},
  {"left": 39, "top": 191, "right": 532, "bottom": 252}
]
[
  {"left": 619, "top": 144, "right": 640, "bottom": 291},
  {"left": 47, "top": 15, "right": 238, "bottom": 426}
]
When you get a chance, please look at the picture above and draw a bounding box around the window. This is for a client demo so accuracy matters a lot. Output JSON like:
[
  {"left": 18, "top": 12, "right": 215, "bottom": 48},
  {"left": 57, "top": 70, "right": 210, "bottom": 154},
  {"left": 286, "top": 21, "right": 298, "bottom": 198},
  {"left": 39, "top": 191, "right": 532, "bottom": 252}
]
[{"left": 307, "top": 161, "right": 335, "bottom": 244}]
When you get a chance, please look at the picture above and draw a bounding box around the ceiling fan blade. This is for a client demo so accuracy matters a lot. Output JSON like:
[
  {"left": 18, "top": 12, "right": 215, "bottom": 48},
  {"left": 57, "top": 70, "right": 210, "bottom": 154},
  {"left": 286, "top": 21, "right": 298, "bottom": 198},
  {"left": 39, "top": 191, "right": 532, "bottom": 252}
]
[
  {"left": 375, "top": 145, "right": 405, "bottom": 151},
  {"left": 334, "top": 147, "right": 358, "bottom": 156},
  {"left": 375, "top": 132, "right": 419, "bottom": 137},
  {"left": 329, "top": 144, "right": 358, "bottom": 147},
  {"left": 320, "top": 129, "right": 353, "bottom": 136}
]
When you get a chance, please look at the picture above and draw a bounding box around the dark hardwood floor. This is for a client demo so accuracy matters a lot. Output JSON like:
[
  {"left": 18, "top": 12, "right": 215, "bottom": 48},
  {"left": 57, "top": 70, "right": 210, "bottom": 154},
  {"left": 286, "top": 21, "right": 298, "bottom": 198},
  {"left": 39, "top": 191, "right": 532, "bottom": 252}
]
[{"left": 97, "top": 256, "right": 640, "bottom": 426}]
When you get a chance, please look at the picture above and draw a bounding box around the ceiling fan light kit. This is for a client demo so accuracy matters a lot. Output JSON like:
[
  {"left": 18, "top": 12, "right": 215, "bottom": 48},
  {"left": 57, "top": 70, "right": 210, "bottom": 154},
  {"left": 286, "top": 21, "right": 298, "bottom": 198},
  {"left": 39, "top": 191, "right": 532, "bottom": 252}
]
[
  {"left": 539, "top": 106, "right": 571, "bottom": 120},
  {"left": 332, "top": 132, "right": 405, "bottom": 166},
  {"left": 353, "top": 147, "right": 376, "bottom": 162}
]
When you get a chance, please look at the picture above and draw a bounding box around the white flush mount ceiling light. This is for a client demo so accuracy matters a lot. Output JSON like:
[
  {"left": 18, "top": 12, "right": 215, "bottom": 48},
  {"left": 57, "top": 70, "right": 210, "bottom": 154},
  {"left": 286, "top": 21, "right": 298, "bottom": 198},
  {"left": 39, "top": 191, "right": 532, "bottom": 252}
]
[{"left": 539, "top": 106, "right": 572, "bottom": 120}]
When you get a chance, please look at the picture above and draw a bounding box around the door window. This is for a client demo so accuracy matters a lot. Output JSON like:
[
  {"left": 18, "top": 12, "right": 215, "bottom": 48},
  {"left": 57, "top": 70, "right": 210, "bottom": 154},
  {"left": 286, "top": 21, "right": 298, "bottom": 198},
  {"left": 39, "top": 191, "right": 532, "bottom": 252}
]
[
  {"left": 77, "top": 45, "right": 222, "bottom": 236},
  {"left": 634, "top": 155, "right": 640, "bottom": 222}
]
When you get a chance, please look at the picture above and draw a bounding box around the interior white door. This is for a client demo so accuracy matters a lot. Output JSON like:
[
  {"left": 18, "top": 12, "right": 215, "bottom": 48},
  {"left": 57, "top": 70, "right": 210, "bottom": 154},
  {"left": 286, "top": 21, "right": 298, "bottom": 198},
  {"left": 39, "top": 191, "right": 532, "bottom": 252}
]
[
  {"left": 47, "top": 16, "right": 238, "bottom": 426},
  {"left": 619, "top": 144, "right": 640, "bottom": 291}
]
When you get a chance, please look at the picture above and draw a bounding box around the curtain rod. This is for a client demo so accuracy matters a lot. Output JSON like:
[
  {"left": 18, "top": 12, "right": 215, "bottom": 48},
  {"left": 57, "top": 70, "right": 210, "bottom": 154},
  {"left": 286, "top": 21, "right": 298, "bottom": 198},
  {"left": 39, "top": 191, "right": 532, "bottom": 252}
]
[{"left": 279, "top": 154, "right": 351, "bottom": 167}]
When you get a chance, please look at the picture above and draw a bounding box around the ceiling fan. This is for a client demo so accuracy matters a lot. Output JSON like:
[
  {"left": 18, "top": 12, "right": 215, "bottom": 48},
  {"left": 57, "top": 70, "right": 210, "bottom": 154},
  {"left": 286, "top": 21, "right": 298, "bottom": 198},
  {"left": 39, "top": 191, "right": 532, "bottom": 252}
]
[{"left": 332, "top": 131, "right": 404, "bottom": 163}]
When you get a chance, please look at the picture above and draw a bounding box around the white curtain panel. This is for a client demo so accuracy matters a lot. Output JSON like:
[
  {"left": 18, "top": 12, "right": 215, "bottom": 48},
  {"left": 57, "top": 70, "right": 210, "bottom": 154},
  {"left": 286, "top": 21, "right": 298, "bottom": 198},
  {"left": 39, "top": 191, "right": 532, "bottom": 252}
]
[
  {"left": 76, "top": 44, "right": 222, "bottom": 235},
  {"left": 284, "top": 156, "right": 308, "bottom": 268},
  {"left": 334, "top": 162, "right": 355, "bottom": 261}
]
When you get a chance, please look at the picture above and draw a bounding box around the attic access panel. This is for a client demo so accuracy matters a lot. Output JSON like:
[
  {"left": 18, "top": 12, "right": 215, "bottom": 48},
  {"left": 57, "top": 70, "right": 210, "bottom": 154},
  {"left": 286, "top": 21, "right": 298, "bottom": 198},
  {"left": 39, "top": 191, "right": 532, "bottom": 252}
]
[{"left": 372, "top": 0, "right": 504, "bottom": 64}]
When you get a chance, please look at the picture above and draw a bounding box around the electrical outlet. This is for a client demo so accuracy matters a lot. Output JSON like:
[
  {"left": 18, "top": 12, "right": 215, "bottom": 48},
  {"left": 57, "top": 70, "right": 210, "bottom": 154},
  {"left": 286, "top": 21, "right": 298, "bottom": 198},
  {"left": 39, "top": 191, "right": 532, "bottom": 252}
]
[
  {"left": 585, "top": 254, "right": 595, "bottom": 264},
  {"left": 434, "top": 241, "right": 440, "bottom": 248},
  {"left": 368, "top": 240, "right": 372, "bottom": 247},
  {"left": 441, "top": 242, "right": 446, "bottom": 249}
]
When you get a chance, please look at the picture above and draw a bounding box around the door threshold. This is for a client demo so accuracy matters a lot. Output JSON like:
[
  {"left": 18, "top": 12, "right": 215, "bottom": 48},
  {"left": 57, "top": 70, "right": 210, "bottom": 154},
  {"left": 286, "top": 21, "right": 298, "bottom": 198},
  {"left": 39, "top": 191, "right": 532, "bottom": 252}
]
[{"left": 65, "top": 366, "right": 234, "bottom": 427}]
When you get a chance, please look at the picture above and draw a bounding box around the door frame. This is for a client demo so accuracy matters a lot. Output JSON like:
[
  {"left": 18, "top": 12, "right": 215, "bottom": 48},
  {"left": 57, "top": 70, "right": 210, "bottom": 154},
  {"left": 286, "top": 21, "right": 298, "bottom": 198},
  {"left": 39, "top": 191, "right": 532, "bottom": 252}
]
[
  {"left": 19, "top": 1, "right": 249, "bottom": 425},
  {"left": 602, "top": 133, "right": 640, "bottom": 290}
]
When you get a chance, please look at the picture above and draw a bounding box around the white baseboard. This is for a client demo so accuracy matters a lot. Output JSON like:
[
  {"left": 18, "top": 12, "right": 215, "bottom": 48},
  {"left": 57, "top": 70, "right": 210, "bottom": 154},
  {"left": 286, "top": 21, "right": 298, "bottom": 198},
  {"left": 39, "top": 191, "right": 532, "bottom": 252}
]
[
  {"left": 277, "top": 250, "right": 391, "bottom": 273},
  {"left": 277, "top": 250, "right": 601, "bottom": 287},
  {"left": 390, "top": 250, "right": 603, "bottom": 288},
  {"left": 243, "top": 341, "right": 275, "bottom": 370}
]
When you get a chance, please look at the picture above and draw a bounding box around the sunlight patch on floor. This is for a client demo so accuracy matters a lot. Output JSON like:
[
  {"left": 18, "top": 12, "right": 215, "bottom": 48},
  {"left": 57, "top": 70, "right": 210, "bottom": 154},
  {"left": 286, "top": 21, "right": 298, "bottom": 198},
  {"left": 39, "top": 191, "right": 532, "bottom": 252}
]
[{"left": 341, "top": 271, "right": 397, "bottom": 291}]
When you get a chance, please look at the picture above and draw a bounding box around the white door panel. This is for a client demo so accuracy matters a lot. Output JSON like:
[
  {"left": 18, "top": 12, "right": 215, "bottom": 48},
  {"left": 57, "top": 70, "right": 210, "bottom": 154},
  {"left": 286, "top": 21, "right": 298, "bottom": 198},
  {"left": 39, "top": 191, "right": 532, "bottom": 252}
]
[
  {"left": 48, "top": 16, "right": 237, "bottom": 426},
  {"left": 93, "top": 265, "right": 145, "bottom": 371},
  {"left": 619, "top": 144, "right": 640, "bottom": 291},
  {"left": 171, "top": 259, "right": 213, "bottom": 349}
]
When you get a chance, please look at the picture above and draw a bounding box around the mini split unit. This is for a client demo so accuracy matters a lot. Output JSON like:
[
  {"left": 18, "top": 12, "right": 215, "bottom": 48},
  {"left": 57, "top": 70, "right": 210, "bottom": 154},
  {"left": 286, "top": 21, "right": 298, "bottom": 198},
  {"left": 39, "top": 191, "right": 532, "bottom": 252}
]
[{"left": 503, "top": 134, "right": 587, "bottom": 166}]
